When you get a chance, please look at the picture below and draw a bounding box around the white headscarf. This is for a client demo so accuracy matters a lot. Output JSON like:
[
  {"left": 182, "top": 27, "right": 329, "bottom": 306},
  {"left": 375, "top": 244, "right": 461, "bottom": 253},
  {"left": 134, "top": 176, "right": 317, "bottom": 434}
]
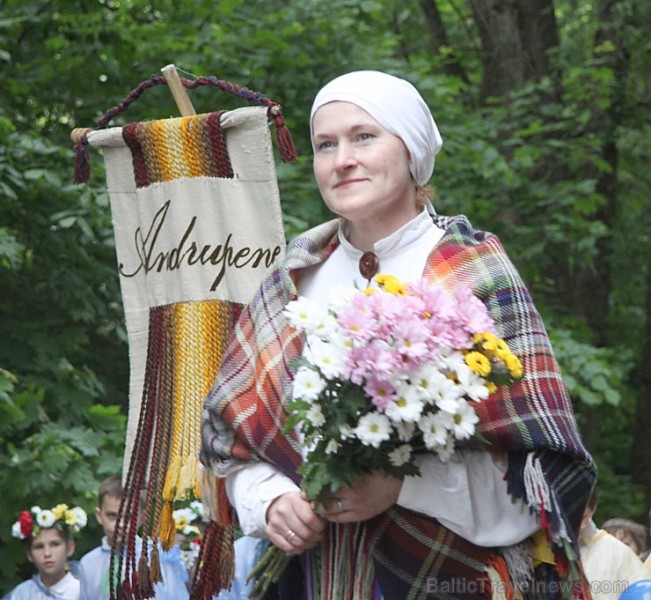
[{"left": 310, "top": 70, "right": 443, "bottom": 186}]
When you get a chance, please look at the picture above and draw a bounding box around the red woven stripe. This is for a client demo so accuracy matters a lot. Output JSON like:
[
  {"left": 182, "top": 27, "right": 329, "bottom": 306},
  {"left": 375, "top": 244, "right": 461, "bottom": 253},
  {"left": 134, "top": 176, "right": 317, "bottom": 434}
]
[
  {"left": 122, "top": 122, "right": 150, "bottom": 188},
  {"left": 207, "top": 111, "right": 234, "bottom": 178}
]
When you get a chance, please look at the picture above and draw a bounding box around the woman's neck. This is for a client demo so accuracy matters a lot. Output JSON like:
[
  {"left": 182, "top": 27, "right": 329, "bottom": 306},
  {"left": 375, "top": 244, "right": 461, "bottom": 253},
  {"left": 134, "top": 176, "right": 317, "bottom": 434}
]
[{"left": 346, "top": 204, "right": 422, "bottom": 251}]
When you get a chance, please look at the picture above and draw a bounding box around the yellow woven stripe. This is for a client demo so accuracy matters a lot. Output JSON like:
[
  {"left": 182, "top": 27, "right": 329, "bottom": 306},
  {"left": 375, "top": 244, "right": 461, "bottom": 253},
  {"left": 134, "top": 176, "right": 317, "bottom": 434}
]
[
  {"left": 165, "top": 300, "right": 233, "bottom": 501},
  {"left": 180, "top": 116, "right": 208, "bottom": 178},
  {"left": 161, "top": 119, "right": 190, "bottom": 181},
  {"left": 138, "top": 120, "right": 172, "bottom": 183}
]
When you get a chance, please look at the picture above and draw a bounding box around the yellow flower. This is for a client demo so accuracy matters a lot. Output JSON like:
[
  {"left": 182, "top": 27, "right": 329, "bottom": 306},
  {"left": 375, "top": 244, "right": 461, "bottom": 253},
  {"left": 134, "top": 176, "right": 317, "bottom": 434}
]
[
  {"left": 52, "top": 504, "right": 69, "bottom": 520},
  {"left": 65, "top": 510, "right": 77, "bottom": 526},
  {"left": 375, "top": 274, "right": 406, "bottom": 295},
  {"left": 362, "top": 287, "right": 376, "bottom": 296},
  {"left": 495, "top": 348, "right": 511, "bottom": 361},
  {"left": 465, "top": 351, "right": 491, "bottom": 377},
  {"left": 486, "top": 382, "right": 498, "bottom": 394},
  {"left": 505, "top": 353, "right": 523, "bottom": 379},
  {"left": 494, "top": 338, "right": 510, "bottom": 356},
  {"left": 473, "top": 332, "right": 498, "bottom": 353}
]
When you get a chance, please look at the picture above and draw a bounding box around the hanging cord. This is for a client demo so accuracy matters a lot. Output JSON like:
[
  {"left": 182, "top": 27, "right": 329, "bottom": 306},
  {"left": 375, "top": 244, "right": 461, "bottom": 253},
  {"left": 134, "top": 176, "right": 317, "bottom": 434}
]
[{"left": 72, "top": 73, "right": 297, "bottom": 183}]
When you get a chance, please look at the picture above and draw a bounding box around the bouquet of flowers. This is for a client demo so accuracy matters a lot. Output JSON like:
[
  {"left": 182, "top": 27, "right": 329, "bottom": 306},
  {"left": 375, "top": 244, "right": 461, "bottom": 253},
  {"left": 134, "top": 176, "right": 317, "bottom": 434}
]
[
  {"left": 12, "top": 503, "right": 88, "bottom": 540},
  {"left": 172, "top": 500, "right": 204, "bottom": 570},
  {"left": 248, "top": 275, "right": 523, "bottom": 594},
  {"left": 283, "top": 274, "right": 523, "bottom": 506}
]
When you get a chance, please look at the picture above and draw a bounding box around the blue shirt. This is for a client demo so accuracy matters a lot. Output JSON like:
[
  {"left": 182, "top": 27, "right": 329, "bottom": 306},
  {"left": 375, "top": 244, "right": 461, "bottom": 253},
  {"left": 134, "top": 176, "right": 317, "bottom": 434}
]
[
  {"left": 6, "top": 573, "right": 79, "bottom": 599},
  {"left": 78, "top": 537, "right": 188, "bottom": 600}
]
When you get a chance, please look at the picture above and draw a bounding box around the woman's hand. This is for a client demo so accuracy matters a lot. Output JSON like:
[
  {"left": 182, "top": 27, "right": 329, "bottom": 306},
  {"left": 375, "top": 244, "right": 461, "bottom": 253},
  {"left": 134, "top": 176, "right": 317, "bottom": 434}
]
[
  {"left": 266, "top": 491, "right": 327, "bottom": 554},
  {"left": 319, "top": 471, "right": 403, "bottom": 523}
]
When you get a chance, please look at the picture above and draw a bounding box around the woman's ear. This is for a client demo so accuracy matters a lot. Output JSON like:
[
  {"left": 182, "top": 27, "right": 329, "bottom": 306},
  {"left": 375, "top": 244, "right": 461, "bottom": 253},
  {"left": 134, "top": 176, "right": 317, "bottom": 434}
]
[{"left": 66, "top": 539, "right": 76, "bottom": 558}]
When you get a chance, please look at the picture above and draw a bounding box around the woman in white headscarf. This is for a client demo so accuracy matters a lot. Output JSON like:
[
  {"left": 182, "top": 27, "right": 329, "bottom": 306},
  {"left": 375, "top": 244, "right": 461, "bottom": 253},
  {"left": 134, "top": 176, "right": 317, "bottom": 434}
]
[{"left": 200, "top": 71, "right": 595, "bottom": 599}]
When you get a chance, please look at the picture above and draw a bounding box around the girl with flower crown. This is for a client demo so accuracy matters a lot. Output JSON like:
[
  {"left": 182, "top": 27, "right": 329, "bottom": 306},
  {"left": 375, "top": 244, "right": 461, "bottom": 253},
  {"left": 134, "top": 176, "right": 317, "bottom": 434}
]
[
  {"left": 198, "top": 71, "right": 597, "bottom": 600},
  {"left": 7, "top": 503, "right": 87, "bottom": 599}
]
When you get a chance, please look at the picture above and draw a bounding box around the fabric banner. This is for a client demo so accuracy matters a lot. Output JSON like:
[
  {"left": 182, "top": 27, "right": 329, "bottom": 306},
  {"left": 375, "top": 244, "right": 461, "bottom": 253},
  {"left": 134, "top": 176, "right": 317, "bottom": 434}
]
[{"left": 87, "top": 106, "right": 286, "bottom": 512}]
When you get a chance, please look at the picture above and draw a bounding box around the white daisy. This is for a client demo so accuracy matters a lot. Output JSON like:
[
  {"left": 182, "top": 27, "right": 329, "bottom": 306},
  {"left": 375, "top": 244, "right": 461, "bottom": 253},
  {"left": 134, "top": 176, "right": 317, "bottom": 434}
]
[
  {"left": 418, "top": 412, "right": 452, "bottom": 449},
  {"left": 410, "top": 363, "right": 445, "bottom": 401},
  {"left": 173, "top": 507, "right": 196, "bottom": 527},
  {"left": 306, "top": 403, "right": 326, "bottom": 427},
  {"left": 440, "top": 350, "right": 467, "bottom": 373},
  {"left": 455, "top": 363, "right": 490, "bottom": 402},
  {"left": 292, "top": 367, "right": 326, "bottom": 402},
  {"left": 311, "top": 311, "right": 342, "bottom": 342},
  {"left": 389, "top": 444, "right": 413, "bottom": 467},
  {"left": 325, "top": 439, "right": 340, "bottom": 455},
  {"left": 394, "top": 421, "right": 416, "bottom": 442},
  {"left": 182, "top": 525, "right": 201, "bottom": 537},
  {"left": 68, "top": 506, "right": 87, "bottom": 530},
  {"left": 385, "top": 386, "right": 425, "bottom": 423},
  {"left": 37, "top": 509, "right": 55, "bottom": 528},
  {"left": 437, "top": 434, "right": 456, "bottom": 462},
  {"left": 306, "top": 337, "right": 346, "bottom": 379},
  {"left": 430, "top": 375, "right": 464, "bottom": 413},
  {"left": 11, "top": 521, "right": 25, "bottom": 539},
  {"left": 354, "top": 413, "right": 391, "bottom": 448},
  {"left": 284, "top": 296, "right": 328, "bottom": 334},
  {"left": 339, "top": 424, "right": 354, "bottom": 440},
  {"left": 189, "top": 500, "right": 204, "bottom": 519},
  {"left": 450, "top": 399, "right": 480, "bottom": 440}
]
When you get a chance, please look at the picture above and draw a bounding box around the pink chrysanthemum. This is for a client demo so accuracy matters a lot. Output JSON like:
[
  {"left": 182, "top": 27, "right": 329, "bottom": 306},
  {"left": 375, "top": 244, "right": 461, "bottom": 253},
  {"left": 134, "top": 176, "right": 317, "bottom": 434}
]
[{"left": 364, "top": 377, "right": 398, "bottom": 411}]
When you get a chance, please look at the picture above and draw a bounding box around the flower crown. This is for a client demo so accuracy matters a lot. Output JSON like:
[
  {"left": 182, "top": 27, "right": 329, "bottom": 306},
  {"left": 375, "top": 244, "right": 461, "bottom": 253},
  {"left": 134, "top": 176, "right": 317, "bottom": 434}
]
[
  {"left": 172, "top": 500, "right": 204, "bottom": 538},
  {"left": 11, "top": 504, "right": 88, "bottom": 541}
]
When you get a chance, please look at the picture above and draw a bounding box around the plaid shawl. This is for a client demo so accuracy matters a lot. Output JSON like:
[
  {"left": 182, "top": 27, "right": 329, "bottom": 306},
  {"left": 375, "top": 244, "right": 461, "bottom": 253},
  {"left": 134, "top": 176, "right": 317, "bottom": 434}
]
[{"left": 200, "top": 213, "right": 596, "bottom": 600}]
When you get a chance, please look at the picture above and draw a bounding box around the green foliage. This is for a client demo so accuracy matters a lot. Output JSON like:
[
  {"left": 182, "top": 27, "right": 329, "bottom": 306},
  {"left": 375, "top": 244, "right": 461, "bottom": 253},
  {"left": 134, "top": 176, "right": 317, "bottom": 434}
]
[
  {"left": 0, "top": 387, "right": 126, "bottom": 588},
  {"left": 549, "top": 328, "right": 634, "bottom": 407}
]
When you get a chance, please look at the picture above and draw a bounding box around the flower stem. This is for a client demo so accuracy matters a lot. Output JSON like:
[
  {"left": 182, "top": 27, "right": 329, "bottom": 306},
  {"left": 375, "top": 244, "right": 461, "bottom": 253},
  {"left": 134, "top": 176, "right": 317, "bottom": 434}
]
[{"left": 246, "top": 545, "right": 292, "bottom": 598}]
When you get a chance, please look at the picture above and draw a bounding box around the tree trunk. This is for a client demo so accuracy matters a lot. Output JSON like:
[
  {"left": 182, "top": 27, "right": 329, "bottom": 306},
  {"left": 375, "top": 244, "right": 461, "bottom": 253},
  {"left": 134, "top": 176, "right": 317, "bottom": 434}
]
[
  {"left": 569, "top": 0, "right": 625, "bottom": 341},
  {"left": 631, "top": 247, "right": 651, "bottom": 509},
  {"left": 468, "top": 0, "right": 560, "bottom": 101},
  {"left": 418, "top": 0, "right": 470, "bottom": 84}
]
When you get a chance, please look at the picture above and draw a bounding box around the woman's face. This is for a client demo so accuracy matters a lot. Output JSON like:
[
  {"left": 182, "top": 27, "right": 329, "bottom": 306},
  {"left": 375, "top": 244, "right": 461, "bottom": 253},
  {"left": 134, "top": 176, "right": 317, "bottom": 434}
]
[
  {"left": 27, "top": 527, "right": 74, "bottom": 587},
  {"left": 312, "top": 101, "right": 416, "bottom": 242}
]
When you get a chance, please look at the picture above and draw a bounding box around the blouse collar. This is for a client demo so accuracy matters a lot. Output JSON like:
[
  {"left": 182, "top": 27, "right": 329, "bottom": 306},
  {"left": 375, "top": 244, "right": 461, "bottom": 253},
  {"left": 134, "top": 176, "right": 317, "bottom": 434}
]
[{"left": 338, "top": 206, "right": 440, "bottom": 261}]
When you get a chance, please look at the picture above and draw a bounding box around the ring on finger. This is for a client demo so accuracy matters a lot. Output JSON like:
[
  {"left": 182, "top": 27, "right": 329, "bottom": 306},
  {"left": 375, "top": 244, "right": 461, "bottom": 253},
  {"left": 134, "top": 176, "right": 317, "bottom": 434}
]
[
  {"left": 336, "top": 498, "right": 345, "bottom": 514},
  {"left": 285, "top": 528, "right": 297, "bottom": 541}
]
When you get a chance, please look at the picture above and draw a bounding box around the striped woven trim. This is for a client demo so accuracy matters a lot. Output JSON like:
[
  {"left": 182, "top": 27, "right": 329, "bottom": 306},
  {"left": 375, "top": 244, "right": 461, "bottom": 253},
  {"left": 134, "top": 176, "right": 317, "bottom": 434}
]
[{"left": 122, "top": 111, "right": 234, "bottom": 188}]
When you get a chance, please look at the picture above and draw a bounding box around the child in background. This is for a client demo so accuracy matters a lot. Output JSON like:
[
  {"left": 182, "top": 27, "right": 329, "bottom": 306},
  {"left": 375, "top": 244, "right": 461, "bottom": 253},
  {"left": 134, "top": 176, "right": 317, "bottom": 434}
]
[
  {"left": 602, "top": 517, "right": 648, "bottom": 558},
  {"left": 78, "top": 475, "right": 189, "bottom": 600},
  {"left": 580, "top": 489, "right": 650, "bottom": 600},
  {"left": 7, "top": 502, "right": 87, "bottom": 599}
]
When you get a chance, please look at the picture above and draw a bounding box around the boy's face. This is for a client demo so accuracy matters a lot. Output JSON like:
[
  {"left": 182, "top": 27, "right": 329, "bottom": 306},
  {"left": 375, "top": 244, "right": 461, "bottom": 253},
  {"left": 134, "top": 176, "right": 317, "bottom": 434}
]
[
  {"left": 27, "top": 527, "right": 75, "bottom": 587},
  {"left": 612, "top": 529, "right": 641, "bottom": 555},
  {"left": 95, "top": 493, "right": 122, "bottom": 546}
]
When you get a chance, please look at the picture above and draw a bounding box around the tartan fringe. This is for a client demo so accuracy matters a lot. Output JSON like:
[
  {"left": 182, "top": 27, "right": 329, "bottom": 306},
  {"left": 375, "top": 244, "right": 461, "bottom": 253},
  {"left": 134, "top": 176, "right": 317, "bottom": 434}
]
[
  {"left": 312, "top": 523, "right": 375, "bottom": 600},
  {"left": 501, "top": 541, "right": 534, "bottom": 591},
  {"left": 503, "top": 452, "right": 593, "bottom": 599},
  {"left": 485, "top": 558, "right": 512, "bottom": 600}
]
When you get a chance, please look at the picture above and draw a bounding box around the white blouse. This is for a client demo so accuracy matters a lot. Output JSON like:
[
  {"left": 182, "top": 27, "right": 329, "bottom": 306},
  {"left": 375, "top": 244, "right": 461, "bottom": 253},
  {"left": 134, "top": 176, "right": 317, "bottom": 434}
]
[{"left": 226, "top": 209, "right": 539, "bottom": 546}]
